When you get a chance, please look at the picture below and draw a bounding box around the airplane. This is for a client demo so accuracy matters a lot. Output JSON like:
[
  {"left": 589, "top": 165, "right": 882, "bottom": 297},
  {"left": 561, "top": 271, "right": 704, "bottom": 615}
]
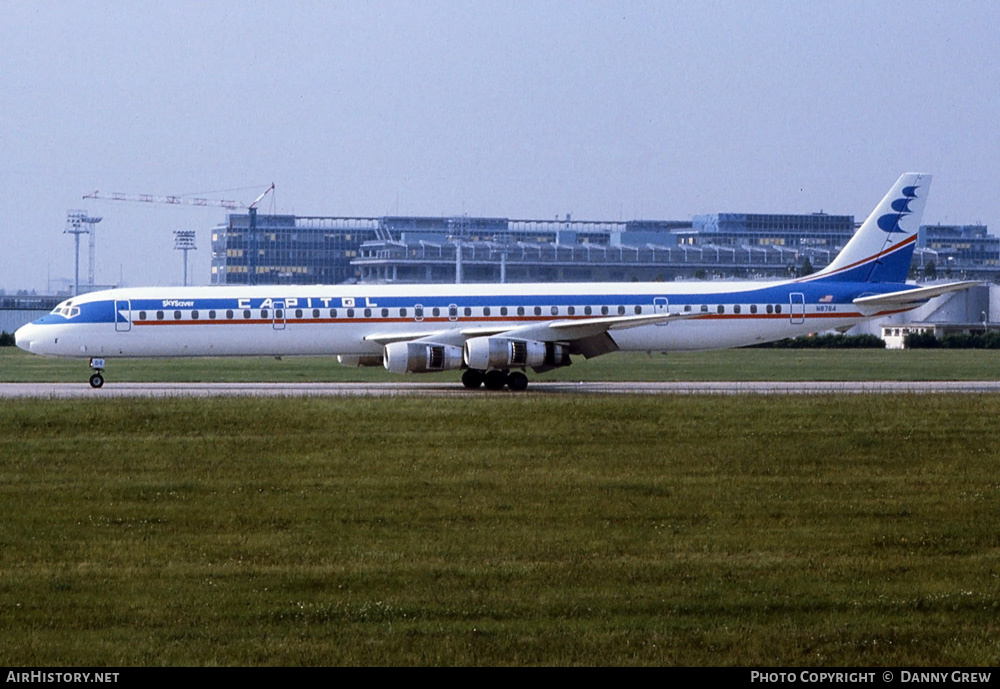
[{"left": 15, "top": 173, "right": 978, "bottom": 390}]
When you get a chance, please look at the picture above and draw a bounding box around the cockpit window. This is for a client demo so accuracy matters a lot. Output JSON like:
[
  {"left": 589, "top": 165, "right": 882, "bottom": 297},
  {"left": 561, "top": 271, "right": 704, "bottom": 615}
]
[{"left": 50, "top": 302, "right": 81, "bottom": 318}]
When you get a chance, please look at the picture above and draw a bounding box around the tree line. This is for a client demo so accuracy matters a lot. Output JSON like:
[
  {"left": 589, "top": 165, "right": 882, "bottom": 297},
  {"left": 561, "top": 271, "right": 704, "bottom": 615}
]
[
  {"left": 748, "top": 334, "right": 886, "bottom": 348},
  {"left": 904, "top": 330, "right": 1000, "bottom": 349}
]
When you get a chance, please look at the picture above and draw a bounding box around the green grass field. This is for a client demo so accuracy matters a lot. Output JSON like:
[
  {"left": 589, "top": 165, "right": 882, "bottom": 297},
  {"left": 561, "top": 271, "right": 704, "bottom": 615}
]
[
  {"left": 3, "top": 346, "right": 1000, "bottom": 383},
  {"left": 1, "top": 395, "right": 998, "bottom": 666}
]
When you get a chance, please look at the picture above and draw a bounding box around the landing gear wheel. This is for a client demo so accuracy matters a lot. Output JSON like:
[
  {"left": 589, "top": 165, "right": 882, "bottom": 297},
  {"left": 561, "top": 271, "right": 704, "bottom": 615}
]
[
  {"left": 462, "top": 369, "right": 485, "bottom": 389},
  {"left": 483, "top": 369, "right": 508, "bottom": 390},
  {"left": 507, "top": 371, "right": 529, "bottom": 391},
  {"left": 89, "top": 373, "right": 105, "bottom": 389}
]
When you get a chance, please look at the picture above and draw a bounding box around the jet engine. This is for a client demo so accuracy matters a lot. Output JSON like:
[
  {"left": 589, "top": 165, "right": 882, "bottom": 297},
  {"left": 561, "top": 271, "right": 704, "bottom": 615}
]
[
  {"left": 463, "top": 337, "right": 569, "bottom": 370},
  {"left": 383, "top": 341, "right": 464, "bottom": 374}
]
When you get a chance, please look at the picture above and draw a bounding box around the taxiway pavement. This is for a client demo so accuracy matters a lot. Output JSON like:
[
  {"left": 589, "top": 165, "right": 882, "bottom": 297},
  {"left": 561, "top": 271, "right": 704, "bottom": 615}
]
[{"left": 4, "top": 380, "right": 1000, "bottom": 398}]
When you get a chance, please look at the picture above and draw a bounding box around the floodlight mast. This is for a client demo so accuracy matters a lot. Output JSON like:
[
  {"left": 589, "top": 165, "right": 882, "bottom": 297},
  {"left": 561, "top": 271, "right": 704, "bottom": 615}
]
[
  {"left": 64, "top": 212, "right": 102, "bottom": 295},
  {"left": 173, "top": 230, "right": 197, "bottom": 286}
]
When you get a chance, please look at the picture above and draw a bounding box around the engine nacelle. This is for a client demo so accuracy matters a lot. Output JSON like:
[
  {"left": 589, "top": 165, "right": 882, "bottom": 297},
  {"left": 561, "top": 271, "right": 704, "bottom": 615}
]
[
  {"left": 383, "top": 341, "right": 464, "bottom": 374},
  {"left": 337, "top": 354, "right": 384, "bottom": 368},
  {"left": 464, "top": 337, "right": 562, "bottom": 370}
]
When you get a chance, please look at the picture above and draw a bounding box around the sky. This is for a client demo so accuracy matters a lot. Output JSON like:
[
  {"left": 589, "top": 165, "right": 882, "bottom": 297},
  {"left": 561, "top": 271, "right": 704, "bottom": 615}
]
[{"left": 2, "top": 0, "right": 998, "bottom": 291}]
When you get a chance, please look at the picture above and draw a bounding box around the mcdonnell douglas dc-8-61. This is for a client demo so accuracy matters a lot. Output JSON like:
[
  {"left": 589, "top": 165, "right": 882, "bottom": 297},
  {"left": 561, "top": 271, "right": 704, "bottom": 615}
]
[{"left": 15, "top": 173, "right": 977, "bottom": 390}]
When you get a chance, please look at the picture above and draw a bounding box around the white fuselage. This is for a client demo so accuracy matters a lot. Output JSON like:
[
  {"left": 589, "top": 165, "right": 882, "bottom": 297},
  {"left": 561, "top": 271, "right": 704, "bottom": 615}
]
[{"left": 15, "top": 280, "right": 894, "bottom": 361}]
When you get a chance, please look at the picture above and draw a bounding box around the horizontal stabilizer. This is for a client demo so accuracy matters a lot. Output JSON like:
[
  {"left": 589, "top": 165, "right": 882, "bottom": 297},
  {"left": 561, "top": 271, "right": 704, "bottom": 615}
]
[{"left": 853, "top": 281, "right": 980, "bottom": 308}]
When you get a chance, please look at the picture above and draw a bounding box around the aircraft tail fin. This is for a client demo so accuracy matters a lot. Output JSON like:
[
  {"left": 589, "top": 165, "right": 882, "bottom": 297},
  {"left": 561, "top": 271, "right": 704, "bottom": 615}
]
[{"left": 809, "top": 173, "right": 931, "bottom": 284}]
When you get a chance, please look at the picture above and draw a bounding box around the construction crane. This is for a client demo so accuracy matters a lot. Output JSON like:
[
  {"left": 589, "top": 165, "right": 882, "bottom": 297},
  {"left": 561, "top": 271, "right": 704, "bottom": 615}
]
[
  {"left": 83, "top": 183, "right": 274, "bottom": 285},
  {"left": 83, "top": 184, "right": 273, "bottom": 211}
]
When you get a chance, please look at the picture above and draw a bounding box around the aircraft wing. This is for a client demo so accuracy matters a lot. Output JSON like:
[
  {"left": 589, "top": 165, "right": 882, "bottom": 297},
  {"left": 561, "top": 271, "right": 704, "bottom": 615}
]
[
  {"left": 853, "top": 281, "right": 980, "bottom": 308},
  {"left": 365, "top": 311, "right": 699, "bottom": 357}
]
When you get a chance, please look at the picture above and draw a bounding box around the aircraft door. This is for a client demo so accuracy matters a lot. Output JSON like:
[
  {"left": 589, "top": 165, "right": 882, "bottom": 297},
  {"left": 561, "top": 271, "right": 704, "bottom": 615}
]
[
  {"left": 654, "top": 297, "right": 669, "bottom": 326},
  {"left": 272, "top": 300, "right": 286, "bottom": 330},
  {"left": 790, "top": 293, "right": 805, "bottom": 325},
  {"left": 114, "top": 299, "right": 131, "bottom": 332}
]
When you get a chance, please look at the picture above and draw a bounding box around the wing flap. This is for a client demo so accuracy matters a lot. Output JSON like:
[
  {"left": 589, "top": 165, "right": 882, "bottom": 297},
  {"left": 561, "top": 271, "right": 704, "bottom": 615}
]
[{"left": 363, "top": 330, "right": 446, "bottom": 345}]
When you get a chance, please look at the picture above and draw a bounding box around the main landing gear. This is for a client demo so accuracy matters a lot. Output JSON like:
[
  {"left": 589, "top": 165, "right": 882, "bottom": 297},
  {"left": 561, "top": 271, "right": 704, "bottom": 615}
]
[
  {"left": 88, "top": 358, "right": 105, "bottom": 389},
  {"left": 462, "top": 368, "right": 529, "bottom": 391}
]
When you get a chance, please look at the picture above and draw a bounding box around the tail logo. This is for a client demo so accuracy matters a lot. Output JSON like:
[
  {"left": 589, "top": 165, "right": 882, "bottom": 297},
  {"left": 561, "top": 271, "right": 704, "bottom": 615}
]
[{"left": 877, "top": 185, "right": 920, "bottom": 233}]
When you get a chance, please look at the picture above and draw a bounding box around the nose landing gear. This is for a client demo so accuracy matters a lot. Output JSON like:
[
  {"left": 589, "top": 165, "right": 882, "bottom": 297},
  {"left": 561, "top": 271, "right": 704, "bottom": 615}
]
[{"left": 89, "top": 358, "right": 105, "bottom": 389}]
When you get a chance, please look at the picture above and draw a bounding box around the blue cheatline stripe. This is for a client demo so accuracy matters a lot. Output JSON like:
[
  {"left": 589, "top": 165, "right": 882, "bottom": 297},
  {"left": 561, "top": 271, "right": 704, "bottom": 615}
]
[{"left": 44, "top": 279, "right": 915, "bottom": 327}]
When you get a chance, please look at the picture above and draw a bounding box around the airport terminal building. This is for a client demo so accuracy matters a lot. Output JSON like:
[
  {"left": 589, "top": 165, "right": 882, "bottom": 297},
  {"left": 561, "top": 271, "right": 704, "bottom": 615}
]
[{"left": 210, "top": 211, "right": 998, "bottom": 285}]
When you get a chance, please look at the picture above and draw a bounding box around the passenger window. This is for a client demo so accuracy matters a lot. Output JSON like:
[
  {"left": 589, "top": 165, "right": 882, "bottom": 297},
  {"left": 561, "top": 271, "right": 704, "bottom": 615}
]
[
  {"left": 432, "top": 307, "right": 440, "bottom": 317},
  {"left": 226, "top": 310, "right": 234, "bottom": 319},
  {"left": 400, "top": 308, "right": 407, "bottom": 317},
  {"left": 330, "top": 309, "right": 338, "bottom": 318},
  {"left": 567, "top": 306, "right": 575, "bottom": 316},
  {"left": 312, "top": 309, "right": 320, "bottom": 318},
  {"left": 296, "top": 309, "right": 304, "bottom": 318},
  {"left": 700, "top": 305, "right": 709, "bottom": 313},
  {"left": 750, "top": 305, "right": 757, "bottom": 314},
  {"left": 243, "top": 310, "right": 251, "bottom": 319},
  {"left": 775, "top": 304, "right": 782, "bottom": 314},
  {"left": 483, "top": 307, "right": 491, "bottom": 316},
  {"left": 209, "top": 310, "right": 216, "bottom": 319},
  {"left": 192, "top": 310, "right": 199, "bottom": 320},
  {"left": 499, "top": 307, "right": 507, "bottom": 316},
  {"left": 618, "top": 306, "right": 626, "bottom": 315},
  {"left": 347, "top": 308, "right": 355, "bottom": 318},
  {"left": 275, "top": 309, "right": 283, "bottom": 319},
  {"left": 174, "top": 310, "right": 182, "bottom": 320},
  {"left": 634, "top": 305, "right": 642, "bottom": 315},
  {"left": 684, "top": 305, "right": 692, "bottom": 312},
  {"left": 766, "top": 305, "right": 773, "bottom": 314},
  {"left": 601, "top": 306, "right": 609, "bottom": 315},
  {"left": 551, "top": 306, "right": 559, "bottom": 316},
  {"left": 517, "top": 306, "right": 525, "bottom": 316},
  {"left": 139, "top": 311, "right": 147, "bottom": 320},
  {"left": 733, "top": 305, "right": 741, "bottom": 314},
  {"left": 381, "top": 308, "right": 389, "bottom": 317},
  {"left": 717, "top": 305, "right": 725, "bottom": 314},
  {"left": 584, "top": 306, "right": 592, "bottom": 315},
  {"left": 464, "top": 307, "right": 472, "bottom": 317},
  {"left": 414, "top": 306, "right": 423, "bottom": 320},
  {"left": 363, "top": 308, "right": 371, "bottom": 317}
]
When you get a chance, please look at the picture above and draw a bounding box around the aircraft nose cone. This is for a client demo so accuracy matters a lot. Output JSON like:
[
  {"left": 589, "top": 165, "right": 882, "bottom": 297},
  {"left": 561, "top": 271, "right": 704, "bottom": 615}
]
[{"left": 14, "top": 323, "right": 35, "bottom": 353}]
